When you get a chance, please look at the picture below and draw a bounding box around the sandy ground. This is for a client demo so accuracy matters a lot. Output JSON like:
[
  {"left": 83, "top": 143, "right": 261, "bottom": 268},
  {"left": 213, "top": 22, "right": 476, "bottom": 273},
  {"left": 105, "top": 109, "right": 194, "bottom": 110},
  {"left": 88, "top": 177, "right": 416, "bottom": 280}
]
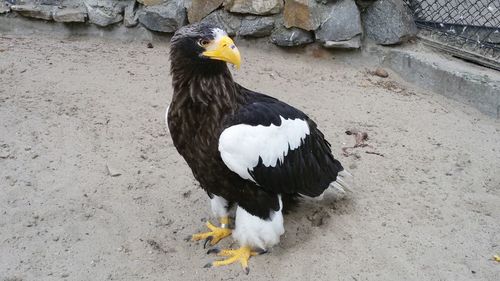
[{"left": 0, "top": 35, "right": 499, "bottom": 281}]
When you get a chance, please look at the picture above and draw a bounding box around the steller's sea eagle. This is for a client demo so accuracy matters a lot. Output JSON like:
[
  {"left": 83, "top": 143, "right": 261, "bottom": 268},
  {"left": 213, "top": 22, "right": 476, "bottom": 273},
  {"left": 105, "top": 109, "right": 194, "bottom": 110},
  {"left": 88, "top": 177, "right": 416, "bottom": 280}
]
[{"left": 166, "top": 23, "right": 352, "bottom": 274}]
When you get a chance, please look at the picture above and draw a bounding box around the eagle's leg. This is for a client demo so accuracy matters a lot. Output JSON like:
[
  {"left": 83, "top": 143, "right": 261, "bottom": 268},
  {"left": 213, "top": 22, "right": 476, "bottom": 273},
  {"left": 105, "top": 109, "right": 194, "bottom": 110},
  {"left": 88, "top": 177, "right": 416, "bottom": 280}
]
[
  {"left": 191, "top": 216, "right": 232, "bottom": 247},
  {"left": 206, "top": 196, "right": 284, "bottom": 274},
  {"left": 191, "top": 195, "right": 233, "bottom": 247}
]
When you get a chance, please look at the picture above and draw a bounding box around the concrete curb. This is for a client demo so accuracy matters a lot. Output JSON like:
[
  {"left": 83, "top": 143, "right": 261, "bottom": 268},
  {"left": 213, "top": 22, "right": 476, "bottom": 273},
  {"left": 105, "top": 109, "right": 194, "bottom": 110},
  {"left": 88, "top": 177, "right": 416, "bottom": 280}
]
[{"left": 374, "top": 46, "right": 500, "bottom": 118}]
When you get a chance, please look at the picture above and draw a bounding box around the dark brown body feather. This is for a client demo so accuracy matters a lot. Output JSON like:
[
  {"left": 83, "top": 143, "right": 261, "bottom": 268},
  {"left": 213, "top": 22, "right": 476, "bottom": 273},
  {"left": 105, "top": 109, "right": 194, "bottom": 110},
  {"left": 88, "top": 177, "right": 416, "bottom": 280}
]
[{"left": 168, "top": 63, "right": 282, "bottom": 218}]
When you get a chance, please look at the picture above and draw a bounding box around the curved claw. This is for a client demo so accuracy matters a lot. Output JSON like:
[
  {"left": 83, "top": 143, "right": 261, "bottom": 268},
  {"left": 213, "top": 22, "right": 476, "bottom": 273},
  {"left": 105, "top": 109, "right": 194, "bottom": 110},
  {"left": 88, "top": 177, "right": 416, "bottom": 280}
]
[
  {"left": 203, "top": 236, "right": 213, "bottom": 249},
  {"left": 207, "top": 247, "right": 220, "bottom": 255},
  {"left": 256, "top": 249, "right": 268, "bottom": 255}
]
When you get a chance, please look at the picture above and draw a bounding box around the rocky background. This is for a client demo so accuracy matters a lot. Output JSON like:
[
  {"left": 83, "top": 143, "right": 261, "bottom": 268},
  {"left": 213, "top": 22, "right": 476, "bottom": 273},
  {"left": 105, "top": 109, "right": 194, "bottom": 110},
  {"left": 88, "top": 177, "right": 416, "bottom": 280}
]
[{"left": 0, "top": 0, "right": 417, "bottom": 48}]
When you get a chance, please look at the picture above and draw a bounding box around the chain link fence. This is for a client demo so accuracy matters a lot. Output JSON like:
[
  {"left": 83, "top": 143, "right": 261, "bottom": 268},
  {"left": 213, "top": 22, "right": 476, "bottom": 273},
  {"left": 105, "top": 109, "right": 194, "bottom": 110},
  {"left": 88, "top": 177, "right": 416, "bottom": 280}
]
[{"left": 404, "top": 0, "right": 500, "bottom": 70}]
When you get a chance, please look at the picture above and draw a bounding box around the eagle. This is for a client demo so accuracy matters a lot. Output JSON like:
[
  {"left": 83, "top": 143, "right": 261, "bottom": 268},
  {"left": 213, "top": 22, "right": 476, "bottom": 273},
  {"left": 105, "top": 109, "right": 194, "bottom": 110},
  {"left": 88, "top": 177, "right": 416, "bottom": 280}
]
[{"left": 167, "top": 23, "right": 351, "bottom": 273}]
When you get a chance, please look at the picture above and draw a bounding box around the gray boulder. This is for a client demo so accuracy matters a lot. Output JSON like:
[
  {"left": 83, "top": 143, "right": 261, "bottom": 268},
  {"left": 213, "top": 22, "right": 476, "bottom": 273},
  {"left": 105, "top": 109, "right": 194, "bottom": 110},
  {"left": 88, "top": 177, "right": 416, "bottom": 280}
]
[
  {"left": 0, "top": 2, "right": 10, "bottom": 14},
  {"left": 270, "top": 18, "right": 313, "bottom": 47},
  {"left": 224, "top": 0, "right": 283, "bottom": 15},
  {"left": 138, "top": 0, "right": 187, "bottom": 33},
  {"left": 53, "top": 7, "right": 87, "bottom": 22},
  {"left": 239, "top": 16, "right": 275, "bottom": 37},
  {"left": 363, "top": 0, "right": 417, "bottom": 45},
  {"left": 83, "top": 0, "right": 131, "bottom": 27},
  {"left": 123, "top": 1, "right": 139, "bottom": 27},
  {"left": 11, "top": 4, "right": 54, "bottom": 20},
  {"left": 283, "top": 0, "right": 331, "bottom": 31},
  {"left": 315, "top": 0, "right": 362, "bottom": 44},
  {"left": 187, "top": 0, "right": 223, "bottom": 23},
  {"left": 200, "top": 9, "right": 242, "bottom": 36}
]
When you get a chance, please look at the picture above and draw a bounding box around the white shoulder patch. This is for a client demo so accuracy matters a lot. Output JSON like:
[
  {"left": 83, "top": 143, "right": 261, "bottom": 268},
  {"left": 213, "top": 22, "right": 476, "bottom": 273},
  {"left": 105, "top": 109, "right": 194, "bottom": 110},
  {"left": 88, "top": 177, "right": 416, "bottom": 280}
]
[{"left": 218, "top": 116, "right": 310, "bottom": 181}]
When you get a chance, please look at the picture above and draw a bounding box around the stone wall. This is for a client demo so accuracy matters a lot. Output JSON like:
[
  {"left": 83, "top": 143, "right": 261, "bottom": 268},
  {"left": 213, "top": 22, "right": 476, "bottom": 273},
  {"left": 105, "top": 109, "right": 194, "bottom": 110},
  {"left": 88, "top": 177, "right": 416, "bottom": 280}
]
[{"left": 0, "top": 0, "right": 417, "bottom": 48}]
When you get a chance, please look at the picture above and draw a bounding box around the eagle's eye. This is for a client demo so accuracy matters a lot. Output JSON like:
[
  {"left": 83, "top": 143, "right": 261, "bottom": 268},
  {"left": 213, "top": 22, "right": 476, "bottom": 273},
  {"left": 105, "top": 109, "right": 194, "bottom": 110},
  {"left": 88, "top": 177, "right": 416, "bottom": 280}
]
[{"left": 198, "top": 39, "right": 210, "bottom": 47}]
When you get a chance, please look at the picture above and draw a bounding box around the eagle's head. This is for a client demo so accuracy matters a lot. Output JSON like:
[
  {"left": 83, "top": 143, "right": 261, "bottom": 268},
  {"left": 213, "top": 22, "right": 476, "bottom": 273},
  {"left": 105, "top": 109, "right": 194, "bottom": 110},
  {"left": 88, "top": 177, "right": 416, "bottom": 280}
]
[{"left": 170, "top": 23, "right": 241, "bottom": 73}]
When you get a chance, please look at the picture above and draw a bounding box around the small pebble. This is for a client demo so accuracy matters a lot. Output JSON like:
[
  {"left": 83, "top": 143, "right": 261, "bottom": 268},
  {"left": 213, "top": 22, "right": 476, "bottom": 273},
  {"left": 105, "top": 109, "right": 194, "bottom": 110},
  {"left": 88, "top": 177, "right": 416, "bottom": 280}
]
[
  {"left": 373, "top": 68, "right": 389, "bottom": 78},
  {"left": 106, "top": 163, "right": 122, "bottom": 177}
]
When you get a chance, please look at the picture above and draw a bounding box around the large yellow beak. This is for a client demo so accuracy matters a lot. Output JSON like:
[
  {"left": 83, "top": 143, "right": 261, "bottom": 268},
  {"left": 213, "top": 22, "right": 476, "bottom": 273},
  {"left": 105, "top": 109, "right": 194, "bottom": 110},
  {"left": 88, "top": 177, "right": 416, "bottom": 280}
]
[{"left": 202, "top": 36, "right": 241, "bottom": 69}]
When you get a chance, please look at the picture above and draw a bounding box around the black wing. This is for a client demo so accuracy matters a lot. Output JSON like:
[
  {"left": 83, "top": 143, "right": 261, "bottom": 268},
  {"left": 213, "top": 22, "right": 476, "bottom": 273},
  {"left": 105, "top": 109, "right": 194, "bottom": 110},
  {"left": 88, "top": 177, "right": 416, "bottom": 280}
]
[{"left": 219, "top": 86, "right": 344, "bottom": 197}]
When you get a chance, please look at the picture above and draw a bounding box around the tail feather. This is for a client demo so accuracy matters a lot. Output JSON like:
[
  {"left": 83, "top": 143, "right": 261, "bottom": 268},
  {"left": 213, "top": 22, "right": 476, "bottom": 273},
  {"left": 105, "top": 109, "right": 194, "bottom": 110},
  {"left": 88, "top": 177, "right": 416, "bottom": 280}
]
[
  {"left": 330, "top": 169, "right": 354, "bottom": 193},
  {"left": 302, "top": 169, "right": 354, "bottom": 202},
  {"left": 331, "top": 182, "right": 347, "bottom": 195},
  {"left": 339, "top": 169, "right": 353, "bottom": 178}
]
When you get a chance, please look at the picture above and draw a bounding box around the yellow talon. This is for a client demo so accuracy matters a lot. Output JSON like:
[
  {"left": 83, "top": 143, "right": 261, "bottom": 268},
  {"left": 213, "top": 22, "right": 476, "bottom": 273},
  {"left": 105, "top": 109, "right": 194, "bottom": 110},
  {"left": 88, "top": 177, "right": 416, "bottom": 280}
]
[
  {"left": 191, "top": 217, "right": 232, "bottom": 247},
  {"left": 494, "top": 255, "right": 500, "bottom": 262},
  {"left": 208, "top": 246, "right": 260, "bottom": 274}
]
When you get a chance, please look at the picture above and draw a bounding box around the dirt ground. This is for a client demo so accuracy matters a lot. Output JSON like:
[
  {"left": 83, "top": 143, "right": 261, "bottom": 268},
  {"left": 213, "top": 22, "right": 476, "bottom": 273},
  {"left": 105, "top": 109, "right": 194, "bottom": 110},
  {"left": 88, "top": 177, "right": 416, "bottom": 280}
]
[{"left": 0, "top": 35, "right": 499, "bottom": 281}]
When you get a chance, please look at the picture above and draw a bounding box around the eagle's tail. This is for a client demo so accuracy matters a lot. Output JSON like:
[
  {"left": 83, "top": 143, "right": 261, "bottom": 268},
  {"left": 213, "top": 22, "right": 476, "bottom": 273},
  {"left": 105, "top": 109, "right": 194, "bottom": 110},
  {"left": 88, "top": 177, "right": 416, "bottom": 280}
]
[
  {"left": 330, "top": 169, "right": 354, "bottom": 195},
  {"left": 301, "top": 169, "right": 353, "bottom": 201}
]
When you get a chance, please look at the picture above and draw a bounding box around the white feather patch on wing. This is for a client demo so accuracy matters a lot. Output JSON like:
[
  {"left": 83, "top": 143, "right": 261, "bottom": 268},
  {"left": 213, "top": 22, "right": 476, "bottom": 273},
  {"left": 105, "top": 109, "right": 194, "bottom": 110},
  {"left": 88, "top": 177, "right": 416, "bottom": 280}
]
[
  {"left": 218, "top": 116, "right": 310, "bottom": 181},
  {"left": 232, "top": 196, "right": 284, "bottom": 249}
]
